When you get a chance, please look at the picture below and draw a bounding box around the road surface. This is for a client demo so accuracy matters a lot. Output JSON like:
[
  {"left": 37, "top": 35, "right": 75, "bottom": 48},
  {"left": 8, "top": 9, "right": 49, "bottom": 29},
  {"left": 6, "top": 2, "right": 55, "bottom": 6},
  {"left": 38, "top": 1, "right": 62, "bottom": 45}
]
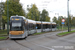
[{"left": 0, "top": 30, "right": 75, "bottom": 50}]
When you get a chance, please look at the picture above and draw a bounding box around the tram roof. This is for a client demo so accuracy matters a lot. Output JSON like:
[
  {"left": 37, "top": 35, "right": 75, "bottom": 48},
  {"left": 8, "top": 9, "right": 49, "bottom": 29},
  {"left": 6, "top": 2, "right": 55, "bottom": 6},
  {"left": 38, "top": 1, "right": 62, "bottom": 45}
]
[
  {"left": 27, "top": 19, "right": 36, "bottom": 24},
  {"left": 10, "top": 15, "right": 56, "bottom": 24},
  {"left": 10, "top": 15, "right": 26, "bottom": 20}
]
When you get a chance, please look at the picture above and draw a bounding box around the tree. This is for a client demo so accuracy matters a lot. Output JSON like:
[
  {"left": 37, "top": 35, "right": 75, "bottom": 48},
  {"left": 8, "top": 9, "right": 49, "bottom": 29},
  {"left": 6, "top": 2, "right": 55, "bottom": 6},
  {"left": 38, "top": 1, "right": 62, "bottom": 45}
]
[
  {"left": 41, "top": 9, "right": 50, "bottom": 22},
  {"left": 27, "top": 4, "right": 40, "bottom": 21},
  {"left": 52, "top": 16, "right": 57, "bottom": 23},
  {"left": 65, "top": 14, "right": 72, "bottom": 26},
  {"left": 57, "top": 16, "right": 64, "bottom": 26},
  {"left": 71, "top": 17, "right": 75, "bottom": 26},
  {"left": 11, "top": 0, "right": 20, "bottom": 3},
  {"left": 2, "top": 0, "right": 25, "bottom": 23},
  {"left": 63, "top": 17, "right": 67, "bottom": 26},
  {"left": 46, "top": 16, "right": 50, "bottom": 22}
]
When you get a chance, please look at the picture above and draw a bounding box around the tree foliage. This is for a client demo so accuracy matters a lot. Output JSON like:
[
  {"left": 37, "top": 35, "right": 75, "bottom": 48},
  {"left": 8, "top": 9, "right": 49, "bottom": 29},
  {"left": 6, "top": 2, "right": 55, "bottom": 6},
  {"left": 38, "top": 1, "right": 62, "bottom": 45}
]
[
  {"left": 58, "top": 16, "right": 64, "bottom": 26},
  {"left": 46, "top": 16, "right": 50, "bottom": 22},
  {"left": 0, "top": 2, "right": 5, "bottom": 28},
  {"left": 27, "top": 4, "right": 40, "bottom": 21},
  {"left": 2, "top": 0, "right": 25, "bottom": 23},
  {"left": 71, "top": 17, "right": 75, "bottom": 26},
  {"left": 41, "top": 9, "right": 50, "bottom": 22},
  {"left": 52, "top": 14, "right": 75, "bottom": 27},
  {"left": 27, "top": 5, "right": 50, "bottom": 21},
  {"left": 52, "top": 16, "right": 58, "bottom": 23}
]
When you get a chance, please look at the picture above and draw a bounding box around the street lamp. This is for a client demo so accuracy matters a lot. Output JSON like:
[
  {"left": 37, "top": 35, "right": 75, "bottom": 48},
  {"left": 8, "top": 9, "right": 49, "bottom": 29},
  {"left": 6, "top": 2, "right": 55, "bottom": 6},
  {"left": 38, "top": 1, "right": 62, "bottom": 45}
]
[
  {"left": 27, "top": 5, "right": 29, "bottom": 31},
  {"left": 35, "top": 9, "right": 37, "bottom": 33},
  {"left": 55, "top": 13, "right": 59, "bottom": 30},
  {"left": 49, "top": 11, "right": 54, "bottom": 31},
  {"left": 7, "top": 0, "right": 9, "bottom": 34},
  {"left": 67, "top": 0, "right": 70, "bottom": 32},
  {"left": 40, "top": 14, "right": 43, "bottom": 32},
  {"left": 31, "top": 4, "right": 33, "bottom": 20}
]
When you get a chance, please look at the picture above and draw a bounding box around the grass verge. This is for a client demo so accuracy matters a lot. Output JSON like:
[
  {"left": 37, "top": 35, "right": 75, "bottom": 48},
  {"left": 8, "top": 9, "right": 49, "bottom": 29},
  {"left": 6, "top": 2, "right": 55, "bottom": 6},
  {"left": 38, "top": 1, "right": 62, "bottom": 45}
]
[
  {"left": 33, "top": 32, "right": 43, "bottom": 35},
  {"left": 33, "top": 30, "right": 61, "bottom": 35},
  {"left": 57, "top": 30, "right": 75, "bottom": 36},
  {"left": 0, "top": 37, "right": 7, "bottom": 40},
  {"left": 0, "top": 30, "right": 8, "bottom": 40},
  {"left": 0, "top": 30, "right": 7, "bottom": 35}
]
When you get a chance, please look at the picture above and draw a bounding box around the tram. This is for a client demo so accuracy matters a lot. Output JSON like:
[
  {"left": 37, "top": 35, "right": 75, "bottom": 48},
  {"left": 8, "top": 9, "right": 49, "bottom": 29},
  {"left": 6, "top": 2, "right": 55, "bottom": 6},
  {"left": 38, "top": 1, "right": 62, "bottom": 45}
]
[{"left": 9, "top": 15, "right": 56, "bottom": 39}]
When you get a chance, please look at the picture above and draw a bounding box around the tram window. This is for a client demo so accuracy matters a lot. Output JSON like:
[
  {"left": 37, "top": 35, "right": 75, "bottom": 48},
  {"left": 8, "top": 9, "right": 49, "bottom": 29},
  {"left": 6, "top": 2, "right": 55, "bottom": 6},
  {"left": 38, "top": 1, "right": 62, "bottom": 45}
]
[
  {"left": 52, "top": 25, "right": 55, "bottom": 28},
  {"left": 36, "top": 24, "right": 41, "bottom": 29},
  {"left": 25, "top": 24, "right": 27, "bottom": 30},
  {"left": 34, "top": 24, "right": 36, "bottom": 29},
  {"left": 46, "top": 24, "right": 48, "bottom": 28},
  {"left": 48, "top": 24, "right": 49, "bottom": 28},
  {"left": 10, "top": 22, "right": 24, "bottom": 31},
  {"left": 36, "top": 24, "right": 40, "bottom": 29},
  {"left": 43, "top": 24, "right": 45, "bottom": 29},
  {"left": 33, "top": 24, "right": 35, "bottom": 29},
  {"left": 28, "top": 23, "right": 34, "bottom": 30},
  {"left": 12, "top": 23, "right": 21, "bottom": 27}
]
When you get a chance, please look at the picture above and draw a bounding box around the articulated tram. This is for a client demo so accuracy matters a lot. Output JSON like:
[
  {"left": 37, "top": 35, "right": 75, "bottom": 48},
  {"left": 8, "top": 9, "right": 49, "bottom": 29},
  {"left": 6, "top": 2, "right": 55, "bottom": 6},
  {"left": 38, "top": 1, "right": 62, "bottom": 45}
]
[{"left": 9, "top": 15, "right": 56, "bottom": 39}]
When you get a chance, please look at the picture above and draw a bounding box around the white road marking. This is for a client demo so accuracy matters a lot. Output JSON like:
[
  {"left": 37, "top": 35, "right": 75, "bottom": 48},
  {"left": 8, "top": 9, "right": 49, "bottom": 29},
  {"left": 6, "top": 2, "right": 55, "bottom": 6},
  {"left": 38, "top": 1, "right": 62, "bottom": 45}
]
[{"left": 20, "top": 48, "right": 31, "bottom": 50}]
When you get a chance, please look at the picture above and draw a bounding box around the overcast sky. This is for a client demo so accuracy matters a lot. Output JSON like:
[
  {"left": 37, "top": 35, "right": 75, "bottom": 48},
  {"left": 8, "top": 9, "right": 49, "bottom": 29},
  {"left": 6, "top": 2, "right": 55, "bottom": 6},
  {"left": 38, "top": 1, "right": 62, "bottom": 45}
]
[{"left": 1, "top": 0, "right": 75, "bottom": 21}]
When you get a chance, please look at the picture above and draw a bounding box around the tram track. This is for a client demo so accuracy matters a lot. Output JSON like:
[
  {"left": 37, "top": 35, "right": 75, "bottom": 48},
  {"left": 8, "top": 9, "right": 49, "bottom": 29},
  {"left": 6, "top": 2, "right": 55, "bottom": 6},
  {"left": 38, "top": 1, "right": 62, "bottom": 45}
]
[
  {"left": 14, "top": 40, "right": 33, "bottom": 50},
  {"left": 25, "top": 40, "right": 55, "bottom": 50},
  {"left": 13, "top": 38, "right": 55, "bottom": 50}
]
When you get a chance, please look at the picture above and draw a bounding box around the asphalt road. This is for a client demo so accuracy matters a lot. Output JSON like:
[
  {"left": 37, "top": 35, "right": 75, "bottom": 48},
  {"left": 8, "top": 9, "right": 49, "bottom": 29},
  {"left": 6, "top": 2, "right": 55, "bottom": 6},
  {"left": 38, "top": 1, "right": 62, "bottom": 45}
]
[{"left": 0, "top": 30, "right": 75, "bottom": 50}]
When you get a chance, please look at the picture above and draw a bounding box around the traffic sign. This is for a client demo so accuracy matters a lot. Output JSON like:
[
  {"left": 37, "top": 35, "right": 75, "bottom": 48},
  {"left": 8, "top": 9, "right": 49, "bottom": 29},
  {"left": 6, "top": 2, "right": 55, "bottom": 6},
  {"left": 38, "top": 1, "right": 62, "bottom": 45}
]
[
  {"left": 62, "top": 22, "right": 65, "bottom": 24},
  {"left": 36, "top": 27, "right": 37, "bottom": 29},
  {"left": 62, "top": 19, "right": 65, "bottom": 22}
]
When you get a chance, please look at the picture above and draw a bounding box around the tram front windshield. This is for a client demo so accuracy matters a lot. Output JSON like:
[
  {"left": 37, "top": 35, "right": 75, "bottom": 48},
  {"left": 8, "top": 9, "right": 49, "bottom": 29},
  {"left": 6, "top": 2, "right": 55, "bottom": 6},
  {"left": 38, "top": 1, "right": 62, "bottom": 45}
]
[{"left": 10, "top": 22, "right": 23, "bottom": 31}]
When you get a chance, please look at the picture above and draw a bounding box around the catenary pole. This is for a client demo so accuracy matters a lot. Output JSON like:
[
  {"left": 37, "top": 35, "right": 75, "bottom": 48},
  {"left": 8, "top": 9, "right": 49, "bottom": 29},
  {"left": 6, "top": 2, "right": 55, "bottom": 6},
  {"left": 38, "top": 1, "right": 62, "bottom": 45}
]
[{"left": 7, "top": 0, "right": 9, "bottom": 34}]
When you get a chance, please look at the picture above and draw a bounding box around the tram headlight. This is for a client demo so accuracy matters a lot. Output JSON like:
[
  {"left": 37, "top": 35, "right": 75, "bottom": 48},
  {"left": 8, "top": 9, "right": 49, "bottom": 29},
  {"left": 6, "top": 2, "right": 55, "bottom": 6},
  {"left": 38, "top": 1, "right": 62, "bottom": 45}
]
[
  {"left": 22, "top": 31, "right": 23, "bottom": 33},
  {"left": 9, "top": 32, "right": 11, "bottom": 33}
]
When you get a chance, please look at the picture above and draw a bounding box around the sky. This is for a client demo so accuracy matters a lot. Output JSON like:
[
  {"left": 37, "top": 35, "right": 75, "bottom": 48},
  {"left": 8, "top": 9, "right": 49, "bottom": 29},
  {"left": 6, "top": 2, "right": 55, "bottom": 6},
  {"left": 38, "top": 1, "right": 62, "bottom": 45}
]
[{"left": 1, "top": 0, "right": 75, "bottom": 21}]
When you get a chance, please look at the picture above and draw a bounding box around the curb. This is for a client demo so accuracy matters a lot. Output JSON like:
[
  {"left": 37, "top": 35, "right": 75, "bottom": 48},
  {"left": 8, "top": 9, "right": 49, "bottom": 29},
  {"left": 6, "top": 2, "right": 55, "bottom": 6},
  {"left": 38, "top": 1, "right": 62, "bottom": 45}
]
[{"left": 56, "top": 32, "right": 75, "bottom": 37}]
